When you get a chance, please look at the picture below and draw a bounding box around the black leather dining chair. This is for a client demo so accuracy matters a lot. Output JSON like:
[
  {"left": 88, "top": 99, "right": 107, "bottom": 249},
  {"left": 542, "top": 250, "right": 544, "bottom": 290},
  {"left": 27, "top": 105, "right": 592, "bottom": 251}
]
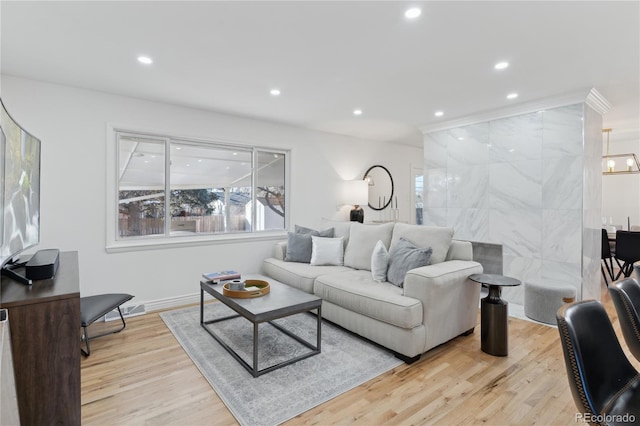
[
  {"left": 601, "top": 229, "right": 619, "bottom": 285},
  {"left": 614, "top": 231, "right": 640, "bottom": 280},
  {"left": 609, "top": 278, "right": 640, "bottom": 362},
  {"left": 556, "top": 300, "right": 640, "bottom": 424}
]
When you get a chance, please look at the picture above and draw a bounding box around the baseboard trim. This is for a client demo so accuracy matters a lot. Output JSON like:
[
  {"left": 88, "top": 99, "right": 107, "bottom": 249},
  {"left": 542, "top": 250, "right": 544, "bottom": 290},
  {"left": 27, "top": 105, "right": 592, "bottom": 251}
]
[{"left": 144, "top": 291, "right": 216, "bottom": 313}]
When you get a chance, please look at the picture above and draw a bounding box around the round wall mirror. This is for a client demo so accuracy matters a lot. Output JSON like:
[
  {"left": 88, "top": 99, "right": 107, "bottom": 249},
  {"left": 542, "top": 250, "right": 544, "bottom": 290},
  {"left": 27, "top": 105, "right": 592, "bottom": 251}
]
[{"left": 363, "top": 165, "right": 394, "bottom": 210}]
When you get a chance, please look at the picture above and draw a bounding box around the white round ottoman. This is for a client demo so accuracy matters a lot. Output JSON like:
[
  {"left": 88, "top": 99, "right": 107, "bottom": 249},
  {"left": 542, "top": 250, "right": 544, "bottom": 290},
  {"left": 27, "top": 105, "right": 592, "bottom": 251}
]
[{"left": 524, "top": 282, "right": 576, "bottom": 325}]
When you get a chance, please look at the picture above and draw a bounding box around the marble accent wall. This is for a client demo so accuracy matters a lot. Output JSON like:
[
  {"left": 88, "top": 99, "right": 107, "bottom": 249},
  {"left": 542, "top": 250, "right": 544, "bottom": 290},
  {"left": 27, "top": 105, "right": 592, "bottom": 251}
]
[
  {"left": 424, "top": 103, "right": 601, "bottom": 304},
  {"left": 582, "top": 105, "right": 604, "bottom": 300}
]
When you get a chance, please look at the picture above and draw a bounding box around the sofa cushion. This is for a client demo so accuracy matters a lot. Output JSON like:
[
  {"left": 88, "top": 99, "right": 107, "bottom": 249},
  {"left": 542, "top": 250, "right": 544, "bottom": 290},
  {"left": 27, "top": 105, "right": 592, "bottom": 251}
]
[
  {"left": 387, "top": 237, "right": 433, "bottom": 287},
  {"left": 310, "top": 236, "right": 344, "bottom": 266},
  {"left": 321, "top": 220, "right": 352, "bottom": 249},
  {"left": 262, "top": 258, "right": 353, "bottom": 293},
  {"left": 390, "top": 223, "right": 453, "bottom": 265},
  {"left": 313, "top": 270, "right": 423, "bottom": 329},
  {"left": 371, "top": 240, "right": 389, "bottom": 282},
  {"left": 344, "top": 222, "right": 394, "bottom": 271}
]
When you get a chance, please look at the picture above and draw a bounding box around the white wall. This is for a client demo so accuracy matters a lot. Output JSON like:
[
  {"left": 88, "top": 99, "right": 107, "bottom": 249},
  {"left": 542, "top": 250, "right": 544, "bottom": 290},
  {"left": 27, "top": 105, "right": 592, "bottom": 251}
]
[
  {"left": 0, "top": 75, "right": 421, "bottom": 307},
  {"left": 602, "top": 134, "right": 640, "bottom": 229}
]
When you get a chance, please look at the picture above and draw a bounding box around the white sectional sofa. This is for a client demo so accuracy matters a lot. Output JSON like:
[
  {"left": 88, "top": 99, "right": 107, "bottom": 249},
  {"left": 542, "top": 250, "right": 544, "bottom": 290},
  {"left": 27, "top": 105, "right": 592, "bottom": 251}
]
[{"left": 262, "top": 221, "right": 483, "bottom": 362}]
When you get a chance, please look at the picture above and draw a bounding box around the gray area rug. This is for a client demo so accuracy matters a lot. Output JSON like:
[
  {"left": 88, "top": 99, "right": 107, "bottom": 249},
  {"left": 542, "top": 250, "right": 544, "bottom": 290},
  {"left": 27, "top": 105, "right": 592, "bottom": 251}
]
[{"left": 160, "top": 303, "right": 403, "bottom": 426}]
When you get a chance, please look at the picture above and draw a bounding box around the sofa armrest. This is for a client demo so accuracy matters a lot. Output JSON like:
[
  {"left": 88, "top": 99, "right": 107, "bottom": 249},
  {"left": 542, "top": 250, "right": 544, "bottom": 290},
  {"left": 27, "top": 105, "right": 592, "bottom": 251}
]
[
  {"left": 403, "top": 260, "right": 483, "bottom": 352},
  {"left": 273, "top": 242, "right": 287, "bottom": 260}
]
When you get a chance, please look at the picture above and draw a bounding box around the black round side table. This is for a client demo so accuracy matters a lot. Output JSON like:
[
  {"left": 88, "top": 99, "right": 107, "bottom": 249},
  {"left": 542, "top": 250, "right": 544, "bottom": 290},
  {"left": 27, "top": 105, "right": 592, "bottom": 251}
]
[{"left": 469, "top": 273, "right": 521, "bottom": 356}]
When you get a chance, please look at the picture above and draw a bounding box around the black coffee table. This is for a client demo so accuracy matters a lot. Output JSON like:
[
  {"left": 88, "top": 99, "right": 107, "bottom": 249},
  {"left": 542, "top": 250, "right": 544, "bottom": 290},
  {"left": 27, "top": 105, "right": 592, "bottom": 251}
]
[
  {"left": 469, "top": 273, "right": 521, "bottom": 356},
  {"left": 200, "top": 275, "right": 322, "bottom": 377}
]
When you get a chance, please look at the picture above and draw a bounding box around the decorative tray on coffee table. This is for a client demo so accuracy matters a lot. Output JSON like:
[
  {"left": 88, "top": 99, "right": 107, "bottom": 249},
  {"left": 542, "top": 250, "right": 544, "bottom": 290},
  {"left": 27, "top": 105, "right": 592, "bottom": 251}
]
[{"left": 222, "top": 279, "right": 270, "bottom": 298}]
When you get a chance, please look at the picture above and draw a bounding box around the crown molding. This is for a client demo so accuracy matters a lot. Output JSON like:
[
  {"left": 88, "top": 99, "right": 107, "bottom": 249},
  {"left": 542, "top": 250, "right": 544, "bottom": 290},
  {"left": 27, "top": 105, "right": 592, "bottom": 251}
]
[
  {"left": 419, "top": 88, "right": 610, "bottom": 134},
  {"left": 584, "top": 88, "right": 611, "bottom": 116}
]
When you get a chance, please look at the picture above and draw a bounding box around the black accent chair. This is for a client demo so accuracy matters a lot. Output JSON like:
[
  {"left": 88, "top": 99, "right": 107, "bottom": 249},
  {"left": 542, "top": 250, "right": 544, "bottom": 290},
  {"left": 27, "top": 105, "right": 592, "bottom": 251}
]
[
  {"left": 80, "top": 293, "right": 134, "bottom": 356},
  {"left": 601, "top": 228, "right": 619, "bottom": 285},
  {"left": 556, "top": 300, "right": 640, "bottom": 423},
  {"left": 609, "top": 278, "right": 640, "bottom": 362},
  {"left": 614, "top": 231, "right": 640, "bottom": 280}
]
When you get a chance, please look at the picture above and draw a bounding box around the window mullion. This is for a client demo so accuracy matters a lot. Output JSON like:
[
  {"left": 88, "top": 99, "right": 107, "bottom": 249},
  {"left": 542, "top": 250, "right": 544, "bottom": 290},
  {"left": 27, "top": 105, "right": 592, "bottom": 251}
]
[
  {"left": 251, "top": 149, "right": 257, "bottom": 232},
  {"left": 164, "top": 138, "right": 172, "bottom": 236}
]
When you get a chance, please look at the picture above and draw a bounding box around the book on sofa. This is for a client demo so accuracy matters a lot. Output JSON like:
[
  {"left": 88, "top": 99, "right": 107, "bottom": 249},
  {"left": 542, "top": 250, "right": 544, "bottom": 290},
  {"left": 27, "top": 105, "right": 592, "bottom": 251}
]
[{"left": 202, "top": 270, "right": 241, "bottom": 283}]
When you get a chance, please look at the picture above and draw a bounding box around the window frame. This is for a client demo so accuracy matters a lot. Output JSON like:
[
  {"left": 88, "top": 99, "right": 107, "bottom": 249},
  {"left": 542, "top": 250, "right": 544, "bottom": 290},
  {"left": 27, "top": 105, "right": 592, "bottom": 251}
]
[{"left": 106, "top": 126, "right": 289, "bottom": 253}]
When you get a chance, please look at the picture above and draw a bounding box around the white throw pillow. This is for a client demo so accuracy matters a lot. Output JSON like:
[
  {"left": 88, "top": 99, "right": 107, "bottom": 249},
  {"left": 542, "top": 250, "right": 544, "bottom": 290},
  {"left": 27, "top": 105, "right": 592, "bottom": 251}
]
[
  {"left": 310, "top": 236, "right": 345, "bottom": 266},
  {"left": 371, "top": 240, "right": 389, "bottom": 282}
]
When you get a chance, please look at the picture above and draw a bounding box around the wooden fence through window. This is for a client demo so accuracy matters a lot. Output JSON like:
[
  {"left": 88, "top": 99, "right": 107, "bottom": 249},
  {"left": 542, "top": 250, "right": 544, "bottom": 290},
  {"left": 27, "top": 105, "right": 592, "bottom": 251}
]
[{"left": 118, "top": 215, "right": 248, "bottom": 237}]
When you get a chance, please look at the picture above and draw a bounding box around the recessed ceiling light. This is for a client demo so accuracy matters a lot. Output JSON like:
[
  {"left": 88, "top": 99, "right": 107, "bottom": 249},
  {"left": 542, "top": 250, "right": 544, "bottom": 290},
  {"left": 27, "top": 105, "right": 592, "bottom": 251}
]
[
  {"left": 232, "top": 152, "right": 238, "bottom": 156},
  {"left": 197, "top": 159, "right": 202, "bottom": 162},
  {"left": 457, "top": 137, "right": 465, "bottom": 141},
  {"left": 434, "top": 111, "right": 444, "bottom": 117},
  {"left": 353, "top": 109, "right": 363, "bottom": 116},
  {"left": 506, "top": 93, "right": 519, "bottom": 100},
  {"left": 137, "top": 56, "right": 153, "bottom": 65},
  {"left": 494, "top": 61, "right": 509, "bottom": 70},
  {"left": 405, "top": 7, "right": 422, "bottom": 19},
  {"left": 175, "top": 147, "right": 181, "bottom": 150},
  {"left": 270, "top": 88, "right": 281, "bottom": 96}
]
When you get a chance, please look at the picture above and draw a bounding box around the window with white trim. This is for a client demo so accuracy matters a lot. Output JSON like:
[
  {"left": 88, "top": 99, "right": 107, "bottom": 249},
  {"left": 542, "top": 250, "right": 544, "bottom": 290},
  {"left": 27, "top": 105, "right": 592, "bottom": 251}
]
[{"left": 116, "top": 131, "right": 287, "bottom": 240}]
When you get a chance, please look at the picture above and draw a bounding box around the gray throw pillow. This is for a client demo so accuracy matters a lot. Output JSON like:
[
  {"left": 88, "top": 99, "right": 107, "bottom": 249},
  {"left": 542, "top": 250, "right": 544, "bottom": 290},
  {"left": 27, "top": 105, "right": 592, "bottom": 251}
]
[
  {"left": 285, "top": 232, "right": 314, "bottom": 263},
  {"left": 285, "top": 225, "right": 335, "bottom": 263},
  {"left": 387, "top": 237, "right": 433, "bottom": 287},
  {"left": 295, "top": 225, "right": 335, "bottom": 238}
]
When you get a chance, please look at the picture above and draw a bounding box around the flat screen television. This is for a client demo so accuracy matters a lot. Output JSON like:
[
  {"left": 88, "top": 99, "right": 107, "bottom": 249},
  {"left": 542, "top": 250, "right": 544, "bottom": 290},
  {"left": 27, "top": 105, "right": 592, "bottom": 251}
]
[{"left": 0, "top": 98, "right": 41, "bottom": 273}]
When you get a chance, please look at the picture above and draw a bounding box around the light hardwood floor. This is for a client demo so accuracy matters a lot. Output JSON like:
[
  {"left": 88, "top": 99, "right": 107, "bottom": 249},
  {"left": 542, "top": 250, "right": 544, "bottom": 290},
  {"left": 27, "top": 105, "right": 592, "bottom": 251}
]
[{"left": 81, "top": 279, "right": 639, "bottom": 425}]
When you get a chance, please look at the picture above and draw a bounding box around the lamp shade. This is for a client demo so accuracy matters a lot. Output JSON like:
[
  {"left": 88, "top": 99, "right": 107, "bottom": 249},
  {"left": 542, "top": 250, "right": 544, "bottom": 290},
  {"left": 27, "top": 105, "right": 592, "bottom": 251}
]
[{"left": 342, "top": 180, "right": 369, "bottom": 206}]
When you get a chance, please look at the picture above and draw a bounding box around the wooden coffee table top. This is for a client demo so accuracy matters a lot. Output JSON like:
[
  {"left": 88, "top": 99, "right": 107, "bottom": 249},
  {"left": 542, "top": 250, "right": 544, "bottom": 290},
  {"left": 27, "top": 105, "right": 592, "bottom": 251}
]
[{"left": 201, "top": 274, "right": 321, "bottom": 323}]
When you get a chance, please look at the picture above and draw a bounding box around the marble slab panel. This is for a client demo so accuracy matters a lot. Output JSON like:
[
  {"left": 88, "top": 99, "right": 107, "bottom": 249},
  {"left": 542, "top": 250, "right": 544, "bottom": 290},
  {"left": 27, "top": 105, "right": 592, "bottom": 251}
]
[
  {"left": 501, "top": 255, "right": 543, "bottom": 305},
  {"left": 541, "top": 259, "right": 581, "bottom": 297},
  {"left": 581, "top": 256, "right": 601, "bottom": 301},
  {"left": 584, "top": 105, "right": 604, "bottom": 160},
  {"left": 489, "top": 112, "right": 543, "bottom": 163},
  {"left": 542, "top": 104, "right": 584, "bottom": 159},
  {"left": 446, "top": 123, "right": 490, "bottom": 168},
  {"left": 542, "top": 155, "right": 583, "bottom": 210},
  {"left": 446, "top": 165, "right": 489, "bottom": 209},
  {"left": 424, "top": 168, "right": 448, "bottom": 209},
  {"left": 447, "top": 208, "right": 489, "bottom": 241},
  {"left": 424, "top": 131, "right": 448, "bottom": 168},
  {"left": 422, "top": 208, "right": 447, "bottom": 227},
  {"left": 489, "top": 208, "right": 542, "bottom": 258},
  {"left": 542, "top": 209, "right": 582, "bottom": 263},
  {"left": 489, "top": 160, "right": 542, "bottom": 211}
]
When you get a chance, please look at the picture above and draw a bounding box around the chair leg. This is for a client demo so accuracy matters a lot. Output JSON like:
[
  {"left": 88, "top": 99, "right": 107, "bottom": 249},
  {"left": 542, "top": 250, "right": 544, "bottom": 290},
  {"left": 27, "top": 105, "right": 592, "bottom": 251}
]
[
  {"left": 81, "top": 326, "right": 91, "bottom": 357},
  {"left": 603, "top": 257, "right": 617, "bottom": 283},
  {"left": 601, "top": 265, "right": 610, "bottom": 287},
  {"left": 80, "top": 306, "right": 128, "bottom": 357}
]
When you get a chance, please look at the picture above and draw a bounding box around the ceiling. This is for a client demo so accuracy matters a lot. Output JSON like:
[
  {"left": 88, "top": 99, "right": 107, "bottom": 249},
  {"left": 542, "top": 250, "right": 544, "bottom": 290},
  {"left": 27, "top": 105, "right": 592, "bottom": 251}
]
[{"left": 1, "top": 1, "right": 638, "bottom": 147}]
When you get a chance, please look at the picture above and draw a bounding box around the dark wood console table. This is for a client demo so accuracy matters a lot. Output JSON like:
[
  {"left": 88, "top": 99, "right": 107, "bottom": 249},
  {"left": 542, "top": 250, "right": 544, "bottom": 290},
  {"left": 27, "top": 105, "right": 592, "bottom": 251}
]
[{"left": 0, "top": 251, "right": 81, "bottom": 425}]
